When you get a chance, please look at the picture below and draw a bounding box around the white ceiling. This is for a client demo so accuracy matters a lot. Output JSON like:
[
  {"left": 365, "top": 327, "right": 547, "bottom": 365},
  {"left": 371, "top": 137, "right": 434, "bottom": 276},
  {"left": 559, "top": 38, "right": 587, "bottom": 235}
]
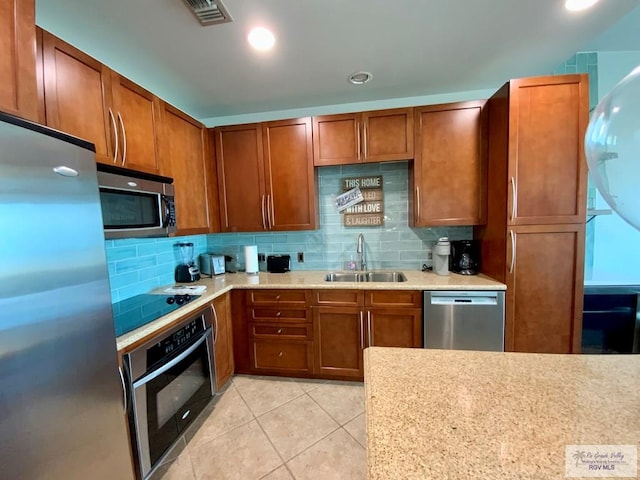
[{"left": 36, "top": 0, "right": 640, "bottom": 123}]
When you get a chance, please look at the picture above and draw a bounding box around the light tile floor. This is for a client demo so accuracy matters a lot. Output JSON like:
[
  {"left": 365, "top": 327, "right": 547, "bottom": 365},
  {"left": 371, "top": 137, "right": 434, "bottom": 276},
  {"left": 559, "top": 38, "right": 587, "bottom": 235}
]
[{"left": 151, "top": 375, "right": 366, "bottom": 480}]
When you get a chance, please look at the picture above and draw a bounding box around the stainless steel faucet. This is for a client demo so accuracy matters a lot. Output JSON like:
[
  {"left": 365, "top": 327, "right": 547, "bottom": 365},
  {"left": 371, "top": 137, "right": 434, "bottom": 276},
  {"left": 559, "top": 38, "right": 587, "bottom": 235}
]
[{"left": 356, "top": 233, "right": 367, "bottom": 270}]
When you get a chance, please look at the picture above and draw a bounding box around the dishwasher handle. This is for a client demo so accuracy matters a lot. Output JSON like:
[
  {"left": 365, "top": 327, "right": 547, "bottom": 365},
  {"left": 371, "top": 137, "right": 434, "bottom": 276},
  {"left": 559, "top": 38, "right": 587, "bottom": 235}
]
[{"left": 427, "top": 291, "right": 501, "bottom": 306}]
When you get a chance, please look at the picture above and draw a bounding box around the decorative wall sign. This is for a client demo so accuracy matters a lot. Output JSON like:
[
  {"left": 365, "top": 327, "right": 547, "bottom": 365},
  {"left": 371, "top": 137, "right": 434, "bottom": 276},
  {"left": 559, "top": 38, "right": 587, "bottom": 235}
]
[{"left": 340, "top": 175, "right": 384, "bottom": 227}]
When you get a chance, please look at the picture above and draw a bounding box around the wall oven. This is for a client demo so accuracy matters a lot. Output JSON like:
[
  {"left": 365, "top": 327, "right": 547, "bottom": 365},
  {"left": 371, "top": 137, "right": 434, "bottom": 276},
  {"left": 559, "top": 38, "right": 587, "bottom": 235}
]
[
  {"left": 123, "top": 305, "right": 216, "bottom": 479},
  {"left": 97, "top": 164, "right": 176, "bottom": 239}
]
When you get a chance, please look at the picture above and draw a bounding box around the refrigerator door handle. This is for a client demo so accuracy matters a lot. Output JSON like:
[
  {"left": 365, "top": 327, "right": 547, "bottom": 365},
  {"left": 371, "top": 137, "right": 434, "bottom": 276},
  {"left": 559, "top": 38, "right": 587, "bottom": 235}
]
[{"left": 118, "top": 366, "right": 128, "bottom": 414}]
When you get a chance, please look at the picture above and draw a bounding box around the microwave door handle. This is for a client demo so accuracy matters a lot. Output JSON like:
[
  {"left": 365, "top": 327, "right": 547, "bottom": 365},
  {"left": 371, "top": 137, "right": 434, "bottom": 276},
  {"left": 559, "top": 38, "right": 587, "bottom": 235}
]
[
  {"left": 160, "top": 194, "right": 171, "bottom": 228},
  {"left": 132, "top": 328, "right": 212, "bottom": 388}
]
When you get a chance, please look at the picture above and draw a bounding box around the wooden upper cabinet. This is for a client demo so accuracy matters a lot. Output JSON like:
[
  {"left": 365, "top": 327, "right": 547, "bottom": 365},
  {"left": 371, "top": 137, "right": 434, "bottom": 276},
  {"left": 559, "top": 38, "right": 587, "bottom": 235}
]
[
  {"left": 506, "top": 224, "right": 585, "bottom": 353},
  {"left": 41, "top": 31, "right": 163, "bottom": 174},
  {"left": 214, "top": 124, "right": 266, "bottom": 232},
  {"left": 42, "top": 31, "right": 114, "bottom": 163},
  {"left": 160, "top": 103, "right": 211, "bottom": 235},
  {"left": 411, "top": 101, "right": 487, "bottom": 227},
  {"left": 313, "top": 108, "right": 414, "bottom": 166},
  {"left": 313, "top": 114, "right": 360, "bottom": 165},
  {"left": 0, "top": 0, "right": 38, "bottom": 121},
  {"left": 362, "top": 108, "right": 414, "bottom": 163},
  {"left": 110, "top": 74, "right": 162, "bottom": 174},
  {"left": 263, "top": 118, "right": 317, "bottom": 230},
  {"left": 507, "top": 75, "right": 588, "bottom": 225},
  {"left": 215, "top": 118, "right": 317, "bottom": 232}
]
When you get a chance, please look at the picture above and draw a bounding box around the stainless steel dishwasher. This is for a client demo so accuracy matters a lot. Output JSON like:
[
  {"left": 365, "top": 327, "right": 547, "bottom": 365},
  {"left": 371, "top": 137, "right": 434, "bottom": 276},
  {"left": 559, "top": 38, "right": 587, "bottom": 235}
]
[{"left": 423, "top": 291, "right": 505, "bottom": 351}]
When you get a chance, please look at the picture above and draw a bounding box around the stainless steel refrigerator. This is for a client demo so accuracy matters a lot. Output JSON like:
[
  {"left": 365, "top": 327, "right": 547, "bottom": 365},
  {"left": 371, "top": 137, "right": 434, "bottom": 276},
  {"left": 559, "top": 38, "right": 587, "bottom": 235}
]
[{"left": 0, "top": 112, "right": 135, "bottom": 479}]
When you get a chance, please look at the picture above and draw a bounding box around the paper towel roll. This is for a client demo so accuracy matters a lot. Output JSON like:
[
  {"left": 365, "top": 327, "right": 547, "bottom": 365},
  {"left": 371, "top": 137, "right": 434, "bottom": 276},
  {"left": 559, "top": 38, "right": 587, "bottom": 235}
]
[{"left": 244, "top": 245, "right": 259, "bottom": 274}]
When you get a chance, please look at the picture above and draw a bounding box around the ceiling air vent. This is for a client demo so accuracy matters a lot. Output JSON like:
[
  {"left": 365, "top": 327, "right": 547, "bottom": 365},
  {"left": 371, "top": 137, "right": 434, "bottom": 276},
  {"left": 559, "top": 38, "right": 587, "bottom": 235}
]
[{"left": 182, "top": 0, "right": 233, "bottom": 26}]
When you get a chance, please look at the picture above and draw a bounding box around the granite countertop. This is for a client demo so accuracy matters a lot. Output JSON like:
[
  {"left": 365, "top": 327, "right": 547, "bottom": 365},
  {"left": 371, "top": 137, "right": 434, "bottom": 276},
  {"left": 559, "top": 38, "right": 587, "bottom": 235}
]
[
  {"left": 364, "top": 347, "right": 640, "bottom": 480},
  {"left": 115, "top": 270, "right": 505, "bottom": 352}
]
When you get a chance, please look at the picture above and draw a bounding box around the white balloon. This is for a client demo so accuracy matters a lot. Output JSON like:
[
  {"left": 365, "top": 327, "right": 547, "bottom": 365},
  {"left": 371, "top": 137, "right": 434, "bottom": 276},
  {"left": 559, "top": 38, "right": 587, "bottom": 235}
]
[{"left": 585, "top": 65, "right": 640, "bottom": 231}]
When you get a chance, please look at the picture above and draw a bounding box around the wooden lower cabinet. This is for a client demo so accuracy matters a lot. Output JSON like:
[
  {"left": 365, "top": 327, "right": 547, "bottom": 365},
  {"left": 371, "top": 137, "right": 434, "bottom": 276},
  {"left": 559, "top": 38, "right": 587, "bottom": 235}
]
[
  {"left": 233, "top": 288, "right": 423, "bottom": 380},
  {"left": 313, "top": 306, "right": 364, "bottom": 378},
  {"left": 250, "top": 340, "right": 313, "bottom": 373},
  {"left": 244, "top": 289, "right": 314, "bottom": 376},
  {"left": 367, "top": 309, "right": 422, "bottom": 348},
  {"left": 211, "top": 293, "right": 234, "bottom": 390},
  {"left": 312, "top": 290, "right": 422, "bottom": 379}
]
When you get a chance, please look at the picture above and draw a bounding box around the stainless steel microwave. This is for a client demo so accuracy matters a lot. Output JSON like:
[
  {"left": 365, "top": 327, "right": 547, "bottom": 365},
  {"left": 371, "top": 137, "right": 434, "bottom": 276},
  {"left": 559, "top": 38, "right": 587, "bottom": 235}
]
[{"left": 97, "top": 164, "right": 177, "bottom": 239}]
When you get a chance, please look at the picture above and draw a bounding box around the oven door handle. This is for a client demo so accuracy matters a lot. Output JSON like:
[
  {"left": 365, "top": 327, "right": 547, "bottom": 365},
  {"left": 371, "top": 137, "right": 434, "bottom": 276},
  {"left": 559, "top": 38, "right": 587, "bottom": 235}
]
[{"left": 132, "top": 328, "right": 212, "bottom": 389}]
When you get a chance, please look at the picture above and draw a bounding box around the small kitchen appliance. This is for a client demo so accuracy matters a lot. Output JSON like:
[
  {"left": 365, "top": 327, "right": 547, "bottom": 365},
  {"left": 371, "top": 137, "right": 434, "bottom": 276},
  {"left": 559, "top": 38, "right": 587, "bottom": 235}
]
[
  {"left": 267, "top": 254, "right": 291, "bottom": 273},
  {"left": 433, "top": 237, "right": 451, "bottom": 276},
  {"left": 199, "top": 253, "right": 226, "bottom": 276},
  {"left": 175, "top": 242, "right": 200, "bottom": 282},
  {"left": 450, "top": 240, "right": 481, "bottom": 275}
]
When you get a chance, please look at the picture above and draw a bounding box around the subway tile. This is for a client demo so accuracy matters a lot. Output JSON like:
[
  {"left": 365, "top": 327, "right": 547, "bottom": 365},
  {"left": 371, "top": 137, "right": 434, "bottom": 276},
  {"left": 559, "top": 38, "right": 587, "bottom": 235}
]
[
  {"left": 565, "top": 54, "right": 577, "bottom": 66},
  {"left": 587, "top": 52, "right": 597, "bottom": 65},
  {"left": 115, "top": 255, "right": 157, "bottom": 274},
  {"left": 105, "top": 245, "right": 138, "bottom": 262},
  {"left": 109, "top": 271, "right": 139, "bottom": 291}
]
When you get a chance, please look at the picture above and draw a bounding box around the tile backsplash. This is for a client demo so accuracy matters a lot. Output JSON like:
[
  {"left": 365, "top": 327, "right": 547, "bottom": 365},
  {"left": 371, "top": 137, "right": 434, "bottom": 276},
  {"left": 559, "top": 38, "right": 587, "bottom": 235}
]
[
  {"left": 105, "top": 234, "right": 208, "bottom": 302},
  {"left": 207, "top": 161, "right": 471, "bottom": 272},
  {"left": 105, "top": 161, "right": 472, "bottom": 303}
]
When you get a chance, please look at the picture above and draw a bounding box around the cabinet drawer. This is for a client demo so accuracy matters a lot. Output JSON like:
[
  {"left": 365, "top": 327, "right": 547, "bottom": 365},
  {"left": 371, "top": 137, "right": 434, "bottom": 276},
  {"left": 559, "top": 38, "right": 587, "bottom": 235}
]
[
  {"left": 313, "top": 289, "right": 364, "bottom": 306},
  {"left": 251, "top": 341, "right": 312, "bottom": 372},
  {"left": 250, "top": 323, "right": 312, "bottom": 340},
  {"left": 249, "top": 307, "right": 308, "bottom": 322},
  {"left": 248, "top": 289, "right": 308, "bottom": 305},
  {"left": 365, "top": 290, "right": 422, "bottom": 308}
]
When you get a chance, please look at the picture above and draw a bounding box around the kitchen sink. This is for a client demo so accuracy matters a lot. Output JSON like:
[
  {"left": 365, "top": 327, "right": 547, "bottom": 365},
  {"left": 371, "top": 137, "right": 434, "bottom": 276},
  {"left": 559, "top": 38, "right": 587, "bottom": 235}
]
[{"left": 324, "top": 271, "right": 407, "bottom": 282}]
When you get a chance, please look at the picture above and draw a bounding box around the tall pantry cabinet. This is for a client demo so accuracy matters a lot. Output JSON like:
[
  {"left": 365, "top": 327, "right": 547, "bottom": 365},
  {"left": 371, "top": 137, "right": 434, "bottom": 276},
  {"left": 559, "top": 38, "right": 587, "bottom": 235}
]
[{"left": 475, "top": 74, "right": 588, "bottom": 354}]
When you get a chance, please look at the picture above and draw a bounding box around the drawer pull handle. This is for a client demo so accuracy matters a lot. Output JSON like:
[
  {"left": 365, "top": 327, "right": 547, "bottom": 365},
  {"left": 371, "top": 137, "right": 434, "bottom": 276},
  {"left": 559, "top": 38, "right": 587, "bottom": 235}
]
[
  {"left": 277, "top": 328, "right": 283, "bottom": 334},
  {"left": 278, "top": 351, "right": 284, "bottom": 357}
]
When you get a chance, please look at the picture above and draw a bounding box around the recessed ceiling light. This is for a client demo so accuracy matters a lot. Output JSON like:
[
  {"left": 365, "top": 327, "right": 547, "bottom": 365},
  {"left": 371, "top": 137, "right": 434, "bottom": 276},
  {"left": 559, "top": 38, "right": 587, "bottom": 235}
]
[
  {"left": 248, "top": 27, "right": 275, "bottom": 51},
  {"left": 565, "top": 0, "right": 599, "bottom": 12},
  {"left": 348, "top": 71, "right": 373, "bottom": 85}
]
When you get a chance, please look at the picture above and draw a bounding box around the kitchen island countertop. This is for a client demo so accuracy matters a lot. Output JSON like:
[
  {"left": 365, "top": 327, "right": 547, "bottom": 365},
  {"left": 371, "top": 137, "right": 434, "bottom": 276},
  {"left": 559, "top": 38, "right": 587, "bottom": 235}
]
[
  {"left": 115, "top": 270, "right": 504, "bottom": 352},
  {"left": 364, "top": 347, "right": 640, "bottom": 479}
]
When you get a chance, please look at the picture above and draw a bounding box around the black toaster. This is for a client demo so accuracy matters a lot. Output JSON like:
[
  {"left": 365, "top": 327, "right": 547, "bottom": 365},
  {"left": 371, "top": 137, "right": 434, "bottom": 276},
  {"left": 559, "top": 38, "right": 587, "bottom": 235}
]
[{"left": 266, "top": 254, "right": 290, "bottom": 273}]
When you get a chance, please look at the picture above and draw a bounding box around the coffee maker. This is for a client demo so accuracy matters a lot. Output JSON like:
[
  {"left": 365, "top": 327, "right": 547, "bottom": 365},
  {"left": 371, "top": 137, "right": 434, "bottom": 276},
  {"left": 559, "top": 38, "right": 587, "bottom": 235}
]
[
  {"left": 449, "top": 240, "right": 481, "bottom": 275},
  {"left": 175, "top": 242, "right": 200, "bottom": 283}
]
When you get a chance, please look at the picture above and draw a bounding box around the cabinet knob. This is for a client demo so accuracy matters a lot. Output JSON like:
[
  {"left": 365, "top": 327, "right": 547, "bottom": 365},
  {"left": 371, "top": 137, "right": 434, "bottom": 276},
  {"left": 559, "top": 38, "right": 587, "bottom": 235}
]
[
  {"left": 277, "top": 328, "right": 283, "bottom": 334},
  {"left": 275, "top": 295, "right": 281, "bottom": 301},
  {"left": 276, "top": 311, "right": 281, "bottom": 317},
  {"left": 278, "top": 351, "right": 284, "bottom": 357}
]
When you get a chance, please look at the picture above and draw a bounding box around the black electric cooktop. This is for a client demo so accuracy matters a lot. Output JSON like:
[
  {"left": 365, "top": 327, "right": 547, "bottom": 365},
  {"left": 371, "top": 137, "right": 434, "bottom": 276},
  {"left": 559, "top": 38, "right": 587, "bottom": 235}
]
[{"left": 112, "top": 293, "right": 199, "bottom": 337}]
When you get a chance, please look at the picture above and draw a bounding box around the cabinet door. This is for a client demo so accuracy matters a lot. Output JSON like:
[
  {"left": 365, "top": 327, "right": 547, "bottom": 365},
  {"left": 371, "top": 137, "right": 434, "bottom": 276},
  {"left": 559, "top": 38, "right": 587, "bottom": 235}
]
[
  {"left": 111, "top": 73, "right": 161, "bottom": 174},
  {"left": 0, "top": 0, "right": 38, "bottom": 121},
  {"left": 214, "top": 124, "right": 266, "bottom": 232},
  {"left": 312, "top": 113, "right": 360, "bottom": 166},
  {"left": 362, "top": 108, "right": 414, "bottom": 163},
  {"left": 263, "top": 118, "right": 317, "bottom": 230},
  {"left": 412, "top": 101, "right": 486, "bottom": 226},
  {"left": 160, "top": 103, "right": 211, "bottom": 234},
  {"left": 367, "top": 309, "right": 422, "bottom": 348},
  {"left": 212, "top": 293, "right": 234, "bottom": 390},
  {"left": 42, "top": 31, "right": 114, "bottom": 164},
  {"left": 312, "top": 306, "right": 364, "bottom": 378},
  {"left": 505, "top": 224, "right": 585, "bottom": 353},
  {"left": 508, "top": 75, "right": 588, "bottom": 225}
]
